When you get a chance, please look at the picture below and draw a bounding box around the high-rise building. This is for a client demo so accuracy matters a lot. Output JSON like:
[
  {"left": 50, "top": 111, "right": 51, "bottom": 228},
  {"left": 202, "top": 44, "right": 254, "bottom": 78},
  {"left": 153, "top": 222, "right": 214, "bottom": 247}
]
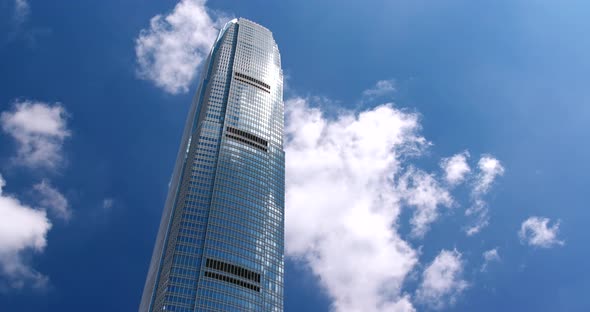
[{"left": 139, "top": 18, "right": 284, "bottom": 312}]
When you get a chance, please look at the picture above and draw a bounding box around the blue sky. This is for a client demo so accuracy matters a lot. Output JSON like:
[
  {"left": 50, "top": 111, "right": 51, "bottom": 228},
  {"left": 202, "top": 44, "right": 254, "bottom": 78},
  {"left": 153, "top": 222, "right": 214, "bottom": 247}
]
[{"left": 0, "top": 0, "right": 589, "bottom": 311}]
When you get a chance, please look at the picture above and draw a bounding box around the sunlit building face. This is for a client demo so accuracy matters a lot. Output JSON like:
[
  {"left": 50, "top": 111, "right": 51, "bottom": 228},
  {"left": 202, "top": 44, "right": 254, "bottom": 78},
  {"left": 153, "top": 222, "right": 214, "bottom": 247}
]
[{"left": 140, "top": 18, "right": 284, "bottom": 312}]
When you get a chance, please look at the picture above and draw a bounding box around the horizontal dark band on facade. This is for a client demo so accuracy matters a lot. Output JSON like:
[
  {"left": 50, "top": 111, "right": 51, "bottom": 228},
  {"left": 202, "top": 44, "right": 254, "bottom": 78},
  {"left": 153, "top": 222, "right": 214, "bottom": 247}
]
[
  {"left": 234, "top": 76, "right": 271, "bottom": 94},
  {"left": 206, "top": 258, "right": 261, "bottom": 283},
  {"left": 226, "top": 134, "right": 268, "bottom": 152},
  {"left": 204, "top": 271, "right": 260, "bottom": 292},
  {"left": 234, "top": 72, "right": 271, "bottom": 89},
  {"left": 226, "top": 126, "right": 268, "bottom": 146}
]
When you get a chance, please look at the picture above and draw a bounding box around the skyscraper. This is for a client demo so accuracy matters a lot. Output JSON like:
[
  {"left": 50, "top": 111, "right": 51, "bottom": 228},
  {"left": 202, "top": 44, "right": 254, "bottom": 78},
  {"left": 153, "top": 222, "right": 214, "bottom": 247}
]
[{"left": 139, "top": 18, "right": 284, "bottom": 312}]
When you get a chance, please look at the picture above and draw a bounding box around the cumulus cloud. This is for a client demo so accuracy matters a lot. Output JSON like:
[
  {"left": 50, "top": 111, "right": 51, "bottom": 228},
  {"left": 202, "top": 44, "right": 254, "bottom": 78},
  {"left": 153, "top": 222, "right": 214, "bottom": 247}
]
[
  {"left": 362, "top": 79, "right": 396, "bottom": 99},
  {"left": 33, "top": 180, "right": 70, "bottom": 221},
  {"left": 519, "top": 217, "right": 564, "bottom": 248},
  {"left": 481, "top": 248, "right": 500, "bottom": 271},
  {"left": 396, "top": 168, "right": 453, "bottom": 238},
  {"left": 285, "top": 97, "right": 426, "bottom": 312},
  {"left": 440, "top": 151, "right": 470, "bottom": 186},
  {"left": 465, "top": 155, "right": 504, "bottom": 235},
  {"left": 0, "top": 174, "right": 51, "bottom": 290},
  {"left": 416, "top": 249, "right": 468, "bottom": 309},
  {"left": 135, "top": 0, "right": 229, "bottom": 94},
  {"left": 1, "top": 100, "right": 70, "bottom": 169},
  {"left": 284, "top": 93, "right": 502, "bottom": 310}
]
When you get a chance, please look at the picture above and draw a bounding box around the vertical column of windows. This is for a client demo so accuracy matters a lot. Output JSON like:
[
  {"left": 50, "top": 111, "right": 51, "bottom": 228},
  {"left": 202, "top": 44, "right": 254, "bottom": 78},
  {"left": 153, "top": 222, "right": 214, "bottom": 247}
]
[
  {"left": 163, "top": 131, "right": 218, "bottom": 311},
  {"left": 160, "top": 24, "right": 239, "bottom": 312},
  {"left": 192, "top": 22, "right": 242, "bottom": 312}
]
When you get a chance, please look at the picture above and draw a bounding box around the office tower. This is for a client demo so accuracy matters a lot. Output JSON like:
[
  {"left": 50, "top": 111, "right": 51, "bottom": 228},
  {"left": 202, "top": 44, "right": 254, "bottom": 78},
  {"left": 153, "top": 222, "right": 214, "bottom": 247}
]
[{"left": 139, "top": 18, "right": 284, "bottom": 312}]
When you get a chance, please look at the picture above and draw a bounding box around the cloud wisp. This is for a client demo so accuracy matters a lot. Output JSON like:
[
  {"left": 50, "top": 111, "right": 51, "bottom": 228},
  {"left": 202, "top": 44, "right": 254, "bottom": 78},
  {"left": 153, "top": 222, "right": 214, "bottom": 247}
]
[
  {"left": 396, "top": 168, "right": 453, "bottom": 238},
  {"left": 473, "top": 156, "right": 505, "bottom": 195},
  {"left": 440, "top": 151, "right": 471, "bottom": 186},
  {"left": 13, "top": 0, "right": 30, "bottom": 24},
  {"left": 135, "top": 0, "right": 229, "bottom": 94},
  {"left": 33, "top": 180, "right": 70, "bottom": 221},
  {"left": 465, "top": 155, "right": 504, "bottom": 235},
  {"left": 416, "top": 249, "right": 468, "bottom": 310},
  {"left": 519, "top": 217, "right": 564, "bottom": 248},
  {"left": 0, "top": 174, "right": 51, "bottom": 291},
  {"left": 481, "top": 248, "right": 500, "bottom": 272},
  {"left": 1, "top": 100, "right": 70, "bottom": 170},
  {"left": 362, "top": 79, "right": 396, "bottom": 99}
]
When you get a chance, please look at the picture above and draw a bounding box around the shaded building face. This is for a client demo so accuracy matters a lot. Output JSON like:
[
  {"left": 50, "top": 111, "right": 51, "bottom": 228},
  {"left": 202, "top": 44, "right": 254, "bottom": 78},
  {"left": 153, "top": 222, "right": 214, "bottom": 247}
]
[{"left": 140, "top": 18, "right": 284, "bottom": 312}]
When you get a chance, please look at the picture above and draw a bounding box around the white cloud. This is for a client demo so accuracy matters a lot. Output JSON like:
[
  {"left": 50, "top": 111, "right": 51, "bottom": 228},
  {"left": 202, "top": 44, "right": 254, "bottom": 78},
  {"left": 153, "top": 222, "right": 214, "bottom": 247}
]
[
  {"left": 0, "top": 174, "right": 51, "bottom": 290},
  {"left": 284, "top": 93, "right": 500, "bottom": 310},
  {"left": 285, "top": 97, "right": 426, "bottom": 312},
  {"left": 483, "top": 248, "right": 500, "bottom": 262},
  {"left": 362, "top": 79, "right": 396, "bottom": 98},
  {"left": 33, "top": 180, "right": 70, "bottom": 221},
  {"left": 440, "top": 151, "right": 470, "bottom": 186},
  {"left": 135, "top": 0, "right": 229, "bottom": 94},
  {"left": 1, "top": 100, "right": 70, "bottom": 169},
  {"left": 473, "top": 155, "right": 504, "bottom": 195},
  {"left": 519, "top": 217, "right": 564, "bottom": 248},
  {"left": 481, "top": 248, "right": 500, "bottom": 271},
  {"left": 396, "top": 168, "right": 453, "bottom": 238},
  {"left": 416, "top": 249, "right": 468, "bottom": 309},
  {"left": 465, "top": 155, "right": 504, "bottom": 235}
]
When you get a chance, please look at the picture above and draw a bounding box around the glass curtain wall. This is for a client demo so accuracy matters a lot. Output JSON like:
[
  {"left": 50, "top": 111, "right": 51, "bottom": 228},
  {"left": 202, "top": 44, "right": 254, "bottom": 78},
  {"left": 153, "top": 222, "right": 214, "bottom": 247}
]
[{"left": 139, "top": 18, "right": 284, "bottom": 312}]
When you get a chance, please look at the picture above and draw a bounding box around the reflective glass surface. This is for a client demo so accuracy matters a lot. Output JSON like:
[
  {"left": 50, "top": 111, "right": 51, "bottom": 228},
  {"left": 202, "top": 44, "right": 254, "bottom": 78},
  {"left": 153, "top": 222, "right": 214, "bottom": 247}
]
[{"left": 139, "top": 18, "right": 284, "bottom": 312}]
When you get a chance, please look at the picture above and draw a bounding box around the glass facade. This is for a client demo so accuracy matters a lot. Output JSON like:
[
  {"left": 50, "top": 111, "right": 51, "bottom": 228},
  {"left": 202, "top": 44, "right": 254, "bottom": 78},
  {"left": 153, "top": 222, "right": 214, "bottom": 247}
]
[{"left": 139, "top": 18, "right": 284, "bottom": 312}]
